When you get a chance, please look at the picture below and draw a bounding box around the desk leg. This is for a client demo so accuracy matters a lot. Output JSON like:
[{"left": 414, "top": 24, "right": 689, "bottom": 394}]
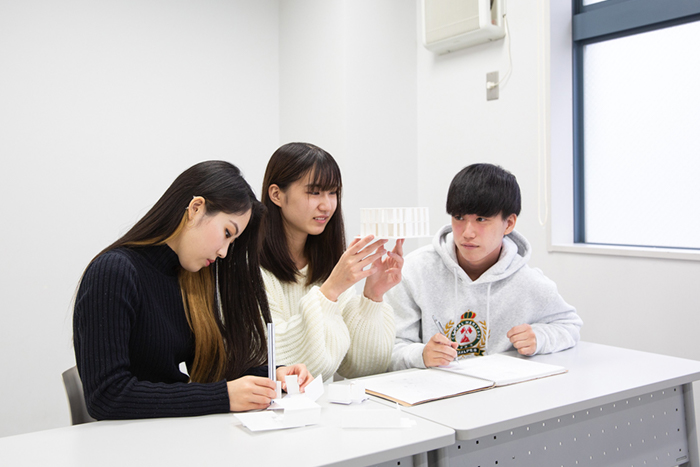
[
  {"left": 412, "top": 451, "right": 428, "bottom": 467},
  {"left": 427, "top": 447, "right": 450, "bottom": 467},
  {"left": 683, "top": 383, "right": 699, "bottom": 467}
]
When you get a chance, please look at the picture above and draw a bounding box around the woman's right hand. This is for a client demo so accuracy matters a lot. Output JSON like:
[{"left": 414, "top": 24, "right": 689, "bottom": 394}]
[
  {"left": 227, "top": 376, "right": 278, "bottom": 412},
  {"left": 319, "top": 235, "right": 388, "bottom": 302}
]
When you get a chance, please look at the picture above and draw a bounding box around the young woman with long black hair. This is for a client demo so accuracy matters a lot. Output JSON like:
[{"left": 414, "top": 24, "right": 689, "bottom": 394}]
[
  {"left": 260, "top": 143, "right": 404, "bottom": 382},
  {"left": 73, "top": 161, "right": 310, "bottom": 420}
]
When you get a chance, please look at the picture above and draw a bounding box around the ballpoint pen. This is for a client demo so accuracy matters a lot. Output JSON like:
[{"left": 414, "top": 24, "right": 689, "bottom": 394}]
[
  {"left": 432, "top": 315, "right": 447, "bottom": 337},
  {"left": 267, "top": 321, "right": 281, "bottom": 400},
  {"left": 267, "top": 322, "right": 276, "bottom": 382}
]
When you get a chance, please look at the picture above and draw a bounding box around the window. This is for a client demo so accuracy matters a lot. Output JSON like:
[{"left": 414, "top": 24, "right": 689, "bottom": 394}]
[{"left": 572, "top": 0, "right": 700, "bottom": 250}]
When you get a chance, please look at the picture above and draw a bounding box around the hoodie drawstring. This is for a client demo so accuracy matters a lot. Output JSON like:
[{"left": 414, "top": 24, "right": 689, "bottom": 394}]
[
  {"left": 453, "top": 267, "right": 458, "bottom": 304},
  {"left": 485, "top": 282, "right": 492, "bottom": 354}
]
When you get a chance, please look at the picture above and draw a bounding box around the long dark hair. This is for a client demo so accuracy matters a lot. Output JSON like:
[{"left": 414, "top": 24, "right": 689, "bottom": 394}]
[
  {"left": 87, "top": 161, "right": 270, "bottom": 382},
  {"left": 260, "top": 143, "right": 345, "bottom": 285}
]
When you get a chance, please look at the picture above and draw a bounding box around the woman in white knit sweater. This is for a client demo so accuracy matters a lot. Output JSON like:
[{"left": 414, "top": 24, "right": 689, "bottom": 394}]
[{"left": 260, "top": 142, "right": 404, "bottom": 381}]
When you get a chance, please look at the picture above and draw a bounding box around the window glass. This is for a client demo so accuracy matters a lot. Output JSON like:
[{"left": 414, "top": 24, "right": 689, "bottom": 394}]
[{"left": 582, "top": 21, "right": 700, "bottom": 248}]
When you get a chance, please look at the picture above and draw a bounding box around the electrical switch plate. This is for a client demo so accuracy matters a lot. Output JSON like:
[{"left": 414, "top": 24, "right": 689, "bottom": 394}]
[{"left": 487, "top": 71, "right": 499, "bottom": 101}]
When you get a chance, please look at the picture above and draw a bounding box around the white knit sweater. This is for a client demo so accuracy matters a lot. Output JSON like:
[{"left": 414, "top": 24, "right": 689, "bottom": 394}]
[{"left": 261, "top": 267, "right": 395, "bottom": 382}]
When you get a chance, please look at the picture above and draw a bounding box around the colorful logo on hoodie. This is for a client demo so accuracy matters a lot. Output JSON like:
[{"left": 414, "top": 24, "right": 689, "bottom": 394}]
[{"left": 447, "top": 311, "right": 487, "bottom": 357}]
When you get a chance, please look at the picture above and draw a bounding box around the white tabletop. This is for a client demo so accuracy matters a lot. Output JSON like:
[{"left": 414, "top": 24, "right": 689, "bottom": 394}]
[
  {"left": 376, "top": 341, "right": 700, "bottom": 440},
  {"left": 0, "top": 394, "right": 454, "bottom": 467}
]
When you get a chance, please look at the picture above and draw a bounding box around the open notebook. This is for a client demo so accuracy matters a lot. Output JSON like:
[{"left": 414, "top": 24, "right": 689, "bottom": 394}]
[{"left": 364, "top": 353, "right": 567, "bottom": 407}]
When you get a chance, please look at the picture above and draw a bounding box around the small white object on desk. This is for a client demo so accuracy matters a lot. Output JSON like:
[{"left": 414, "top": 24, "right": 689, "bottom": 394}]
[
  {"left": 328, "top": 380, "right": 368, "bottom": 405},
  {"left": 285, "top": 374, "right": 300, "bottom": 395},
  {"left": 360, "top": 207, "right": 430, "bottom": 239}
]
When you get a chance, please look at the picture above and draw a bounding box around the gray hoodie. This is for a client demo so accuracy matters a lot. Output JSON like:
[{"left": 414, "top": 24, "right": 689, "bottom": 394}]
[{"left": 387, "top": 225, "right": 582, "bottom": 371}]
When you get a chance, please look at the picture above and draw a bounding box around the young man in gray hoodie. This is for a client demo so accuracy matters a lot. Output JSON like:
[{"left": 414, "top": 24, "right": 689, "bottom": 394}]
[{"left": 387, "top": 163, "right": 582, "bottom": 371}]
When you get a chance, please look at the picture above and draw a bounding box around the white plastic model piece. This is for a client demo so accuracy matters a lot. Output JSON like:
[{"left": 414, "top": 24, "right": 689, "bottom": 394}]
[
  {"left": 328, "top": 381, "right": 368, "bottom": 405},
  {"left": 360, "top": 207, "right": 430, "bottom": 239}
]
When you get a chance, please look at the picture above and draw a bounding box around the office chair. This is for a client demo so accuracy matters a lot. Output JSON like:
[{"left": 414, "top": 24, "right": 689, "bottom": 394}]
[{"left": 62, "top": 366, "right": 96, "bottom": 425}]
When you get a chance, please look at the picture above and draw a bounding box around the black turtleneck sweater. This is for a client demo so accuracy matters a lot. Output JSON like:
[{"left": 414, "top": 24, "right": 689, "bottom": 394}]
[{"left": 73, "top": 244, "right": 266, "bottom": 420}]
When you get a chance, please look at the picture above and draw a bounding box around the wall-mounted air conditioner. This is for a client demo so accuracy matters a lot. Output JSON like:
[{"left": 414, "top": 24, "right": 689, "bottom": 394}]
[{"left": 422, "top": 0, "right": 506, "bottom": 55}]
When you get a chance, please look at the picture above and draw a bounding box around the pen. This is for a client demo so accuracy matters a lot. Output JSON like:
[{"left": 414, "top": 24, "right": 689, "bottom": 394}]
[
  {"left": 433, "top": 315, "right": 457, "bottom": 364},
  {"left": 432, "top": 315, "right": 447, "bottom": 336},
  {"left": 267, "top": 322, "right": 276, "bottom": 382}
]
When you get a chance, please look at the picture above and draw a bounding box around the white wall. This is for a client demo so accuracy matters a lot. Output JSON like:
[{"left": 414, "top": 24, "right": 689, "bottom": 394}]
[
  {"left": 416, "top": 2, "right": 549, "bottom": 243},
  {"left": 278, "top": 0, "right": 418, "bottom": 246},
  {"left": 0, "top": 0, "right": 279, "bottom": 437}
]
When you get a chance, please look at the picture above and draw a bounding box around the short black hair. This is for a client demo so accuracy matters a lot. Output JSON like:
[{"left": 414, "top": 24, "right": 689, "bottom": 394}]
[{"left": 446, "top": 163, "right": 521, "bottom": 218}]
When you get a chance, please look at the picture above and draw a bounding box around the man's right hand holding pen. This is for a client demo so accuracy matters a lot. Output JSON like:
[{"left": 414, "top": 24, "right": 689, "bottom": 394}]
[{"left": 423, "top": 333, "right": 459, "bottom": 367}]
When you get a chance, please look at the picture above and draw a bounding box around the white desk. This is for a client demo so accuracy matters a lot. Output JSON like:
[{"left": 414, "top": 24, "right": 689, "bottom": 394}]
[
  {"left": 373, "top": 342, "right": 700, "bottom": 467},
  {"left": 0, "top": 394, "right": 454, "bottom": 467}
]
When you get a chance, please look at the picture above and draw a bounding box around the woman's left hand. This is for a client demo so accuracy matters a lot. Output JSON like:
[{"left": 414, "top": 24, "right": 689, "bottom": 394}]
[
  {"left": 276, "top": 364, "right": 314, "bottom": 392},
  {"left": 363, "top": 239, "right": 405, "bottom": 302}
]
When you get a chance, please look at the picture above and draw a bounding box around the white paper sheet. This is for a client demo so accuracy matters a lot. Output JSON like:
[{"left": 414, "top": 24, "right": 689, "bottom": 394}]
[{"left": 235, "top": 407, "right": 321, "bottom": 432}]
